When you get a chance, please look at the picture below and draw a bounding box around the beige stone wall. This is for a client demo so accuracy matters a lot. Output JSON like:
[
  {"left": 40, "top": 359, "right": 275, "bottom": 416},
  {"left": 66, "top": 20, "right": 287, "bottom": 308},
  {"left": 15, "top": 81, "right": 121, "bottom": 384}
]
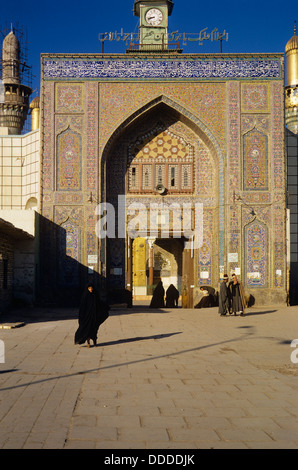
[{"left": 0, "top": 129, "right": 40, "bottom": 210}]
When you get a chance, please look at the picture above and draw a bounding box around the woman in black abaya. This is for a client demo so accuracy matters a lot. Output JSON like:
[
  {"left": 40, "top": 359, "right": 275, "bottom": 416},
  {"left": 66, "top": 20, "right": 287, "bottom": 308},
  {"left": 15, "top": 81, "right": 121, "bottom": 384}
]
[
  {"left": 149, "top": 280, "right": 165, "bottom": 308},
  {"left": 74, "top": 283, "right": 109, "bottom": 348}
]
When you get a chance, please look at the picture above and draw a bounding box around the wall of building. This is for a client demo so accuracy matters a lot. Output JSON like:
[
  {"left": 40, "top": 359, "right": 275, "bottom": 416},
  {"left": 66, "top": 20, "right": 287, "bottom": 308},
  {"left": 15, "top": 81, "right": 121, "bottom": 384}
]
[
  {"left": 286, "top": 128, "right": 298, "bottom": 304},
  {"left": 0, "top": 232, "right": 14, "bottom": 312},
  {"left": 40, "top": 53, "right": 287, "bottom": 306},
  {"left": 0, "top": 210, "right": 38, "bottom": 307},
  {"left": 0, "top": 129, "right": 40, "bottom": 210}
]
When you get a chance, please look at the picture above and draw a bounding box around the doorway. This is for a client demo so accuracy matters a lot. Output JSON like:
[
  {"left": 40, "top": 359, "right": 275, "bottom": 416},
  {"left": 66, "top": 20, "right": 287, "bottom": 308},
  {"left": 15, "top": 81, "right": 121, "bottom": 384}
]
[{"left": 130, "top": 236, "right": 194, "bottom": 307}]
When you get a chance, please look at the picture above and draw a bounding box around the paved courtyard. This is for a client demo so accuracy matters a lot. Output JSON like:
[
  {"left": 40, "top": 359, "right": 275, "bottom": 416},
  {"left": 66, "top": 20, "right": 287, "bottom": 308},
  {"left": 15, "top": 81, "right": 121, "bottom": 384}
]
[{"left": 0, "top": 303, "right": 298, "bottom": 449}]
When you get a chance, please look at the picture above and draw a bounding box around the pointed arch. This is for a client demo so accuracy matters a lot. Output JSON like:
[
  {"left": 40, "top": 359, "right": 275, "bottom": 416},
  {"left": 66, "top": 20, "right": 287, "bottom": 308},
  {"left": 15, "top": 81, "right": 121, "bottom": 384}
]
[
  {"left": 101, "top": 94, "right": 222, "bottom": 166},
  {"left": 244, "top": 219, "right": 268, "bottom": 288},
  {"left": 100, "top": 93, "right": 225, "bottom": 266}
]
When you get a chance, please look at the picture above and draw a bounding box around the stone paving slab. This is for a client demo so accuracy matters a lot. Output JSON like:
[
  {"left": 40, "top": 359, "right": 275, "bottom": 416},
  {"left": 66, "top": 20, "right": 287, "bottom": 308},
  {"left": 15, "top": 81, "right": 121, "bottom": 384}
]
[{"left": 0, "top": 305, "right": 298, "bottom": 449}]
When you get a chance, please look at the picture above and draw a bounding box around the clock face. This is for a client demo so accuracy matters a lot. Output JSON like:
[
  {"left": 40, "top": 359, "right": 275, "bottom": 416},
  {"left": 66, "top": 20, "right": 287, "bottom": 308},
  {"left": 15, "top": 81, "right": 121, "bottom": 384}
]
[{"left": 145, "top": 8, "right": 163, "bottom": 26}]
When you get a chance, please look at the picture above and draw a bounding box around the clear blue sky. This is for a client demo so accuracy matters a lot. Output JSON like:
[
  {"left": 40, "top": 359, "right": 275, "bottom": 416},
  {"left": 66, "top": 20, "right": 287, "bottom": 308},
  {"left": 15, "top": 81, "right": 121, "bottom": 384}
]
[{"left": 2, "top": 0, "right": 296, "bottom": 94}]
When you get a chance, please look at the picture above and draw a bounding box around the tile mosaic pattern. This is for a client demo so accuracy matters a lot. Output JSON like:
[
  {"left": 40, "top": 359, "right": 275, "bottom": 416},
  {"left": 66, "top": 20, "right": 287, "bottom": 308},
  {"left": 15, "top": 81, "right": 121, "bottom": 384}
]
[
  {"left": 245, "top": 221, "right": 268, "bottom": 288},
  {"left": 55, "top": 83, "right": 84, "bottom": 113},
  {"left": 56, "top": 128, "right": 81, "bottom": 191},
  {"left": 133, "top": 130, "right": 191, "bottom": 160},
  {"left": 43, "top": 56, "right": 282, "bottom": 80},
  {"left": 241, "top": 83, "right": 269, "bottom": 113},
  {"left": 243, "top": 129, "right": 268, "bottom": 191}
]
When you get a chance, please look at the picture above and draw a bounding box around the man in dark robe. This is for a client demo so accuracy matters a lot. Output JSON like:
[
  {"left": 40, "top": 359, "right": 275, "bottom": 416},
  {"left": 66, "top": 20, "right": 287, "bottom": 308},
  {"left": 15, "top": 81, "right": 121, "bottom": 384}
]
[
  {"left": 165, "top": 284, "right": 179, "bottom": 307},
  {"left": 218, "top": 274, "right": 229, "bottom": 316},
  {"left": 149, "top": 280, "right": 165, "bottom": 308},
  {"left": 74, "top": 283, "right": 109, "bottom": 347},
  {"left": 228, "top": 273, "right": 246, "bottom": 316}
]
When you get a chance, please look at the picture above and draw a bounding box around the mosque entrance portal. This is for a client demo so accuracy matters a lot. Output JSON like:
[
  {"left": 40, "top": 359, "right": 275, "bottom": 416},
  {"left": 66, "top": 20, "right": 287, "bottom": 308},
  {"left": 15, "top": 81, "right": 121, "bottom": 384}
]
[
  {"left": 128, "top": 235, "right": 194, "bottom": 307},
  {"left": 104, "top": 98, "right": 220, "bottom": 308}
]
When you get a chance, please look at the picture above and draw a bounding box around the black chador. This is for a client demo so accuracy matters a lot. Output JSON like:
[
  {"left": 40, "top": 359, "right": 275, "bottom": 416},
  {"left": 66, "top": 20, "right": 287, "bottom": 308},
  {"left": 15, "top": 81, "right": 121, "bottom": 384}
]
[
  {"left": 74, "top": 283, "right": 109, "bottom": 347},
  {"left": 149, "top": 280, "right": 165, "bottom": 308},
  {"left": 165, "top": 284, "right": 179, "bottom": 307}
]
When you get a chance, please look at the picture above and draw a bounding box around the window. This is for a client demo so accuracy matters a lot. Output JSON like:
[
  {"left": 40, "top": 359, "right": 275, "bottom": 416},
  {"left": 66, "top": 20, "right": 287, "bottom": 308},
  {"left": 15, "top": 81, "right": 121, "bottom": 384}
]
[
  {"left": 131, "top": 167, "right": 136, "bottom": 186},
  {"left": 128, "top": 162, "right": 193, "bottom": 193},
  {"left": 142, "top": 165, "right": 152, "bottom": 190},
  {"left": 129, "top": 165, "right": 139, "bottom": 190},
  {"left": 183, "top": 167, "right": 188, "bottom": 187},
  {"left": 157, "top": 165, "right": 163, "bottom": 185},
  {"left": 169, "top": 165, "right": 178, "bottom": 189},
  {"left": 155, "top": 164, "right": 165, "bottom": 188},
  {"left": 181, "top": 165, "right": 192, "bottom": 190}
]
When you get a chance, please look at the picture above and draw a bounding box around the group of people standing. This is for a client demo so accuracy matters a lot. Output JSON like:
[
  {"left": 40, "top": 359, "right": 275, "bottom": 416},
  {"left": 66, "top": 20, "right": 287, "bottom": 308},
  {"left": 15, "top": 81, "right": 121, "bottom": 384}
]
[
  {"left": 73, "top": 273, "right": 245, "bottom": 349},
  {"left": 218, "top": 273, "right": 246, "bottom": 316},
  {"left": 149, "top": 280, "right": 179, "bottom": 308}
]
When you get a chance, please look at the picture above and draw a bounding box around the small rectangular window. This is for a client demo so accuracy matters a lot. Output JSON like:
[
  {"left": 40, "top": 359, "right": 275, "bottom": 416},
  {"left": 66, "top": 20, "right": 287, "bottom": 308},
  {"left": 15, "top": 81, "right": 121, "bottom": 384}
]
[
  {"left": 142, "top": 165, "right": 152, "bottom": 190},
  {"left": 169, "top": 165, "right": 178, "bottom": 189},
  {"left": 129, "top": 165, "right": 138, "bottom": 190},
  {"left": 155, "top": 164, "right": 164, "bottom": 187},
  {"left": 131, "top": 167, "right": 136, "bottom": 186},
  {"left": 181, "top": 164, "right": 192, "bottom": 190}
]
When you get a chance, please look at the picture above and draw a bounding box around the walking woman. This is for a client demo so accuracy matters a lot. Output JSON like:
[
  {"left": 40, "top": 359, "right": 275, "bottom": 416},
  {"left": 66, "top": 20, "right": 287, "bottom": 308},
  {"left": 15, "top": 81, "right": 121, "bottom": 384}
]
[{"left": 74, "top": 282, "right": 109, "bottom": 347}]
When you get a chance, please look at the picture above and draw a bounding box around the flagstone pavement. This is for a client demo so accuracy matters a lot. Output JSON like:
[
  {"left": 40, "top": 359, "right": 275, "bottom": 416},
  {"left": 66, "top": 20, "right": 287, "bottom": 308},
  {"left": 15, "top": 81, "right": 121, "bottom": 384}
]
[{"left": 0, "top": 303, "right": 298, "bottom": 449}]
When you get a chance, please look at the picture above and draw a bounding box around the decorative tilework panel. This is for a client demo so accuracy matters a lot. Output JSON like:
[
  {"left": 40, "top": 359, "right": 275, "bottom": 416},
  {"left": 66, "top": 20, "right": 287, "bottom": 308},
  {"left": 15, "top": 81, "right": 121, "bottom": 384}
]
[
  {"left": 273, "top": 205, "right": 285, "bottom": 288},
  {"left": 42, "top": 82, "right": 54, "bottom": 192},
  {"left": 85, "top": 206, "right": 98, "bottom": 256},
  {"left": 57, "top": 220, "right": 81, "bottom": 287},
  {"left": 241, "top": 83, "right": 269, "bottom": 113},
  {"left": 196, "top": 146, "right": 215, "bottom": 196},
  {"left": 245, "top": 221, "right": 268, "bottom": 288},
  {"left": 43, "top": 57, "right": 282, "bottom": 80},
  {"left": 272, "top": 83, "right": 284, "bottom": 190},
  {"left": 56, "top": 128, "right": 81, "bottom": 191},
  {"left": 128, "top": 126, "right": 194, "bottom": 193},
  {"left": 86, "top": 83, "right": 98, "bottom": 191},
  {"left": 55, "top": 115, "right": 83, "bottom": 134},
  {"left": 227, "top": 82, "right": 241, "bottom": 273},
  {"left": 98, "top": 84, "right": 226, "bottom": 164},
  {"left": 198, "top": 209, "right": 214, "bottom": 286},
  {"left": 55, "top": 83, "right": 84, "bottom": 113},
  {"left": 227, "top": 82, "right": 241, "bottom": 191},
  {"left": 243, "top": 129, "right": 268, "bottom": 191},
  {"left": 108, "top": 238, "right": 125, "bottom": 289},
  {"left": 241, "top": 115, "right": 270, "bottom": 134},
  {"left": 132, "top": 130, "right": 191, "bottom": 161}
]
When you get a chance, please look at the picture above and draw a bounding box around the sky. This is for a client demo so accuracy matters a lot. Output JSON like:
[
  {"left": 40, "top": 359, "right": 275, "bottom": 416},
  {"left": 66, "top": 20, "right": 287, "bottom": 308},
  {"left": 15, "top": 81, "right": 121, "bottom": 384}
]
[{"left": 2, "top": 0, "right": 296, "bottom": 95}]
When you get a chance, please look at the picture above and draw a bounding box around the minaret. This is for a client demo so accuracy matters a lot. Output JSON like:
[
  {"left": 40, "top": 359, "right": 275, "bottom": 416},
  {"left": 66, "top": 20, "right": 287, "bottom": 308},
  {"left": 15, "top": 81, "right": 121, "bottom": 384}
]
[
  {"left": 285, "top": 22, "right": 298, "bottom": 134},
  {"left": 0, "top": 26, "right": 32, "bottom": 135},
  {"left": 30, "top": 93, "right": 40, "bottom": 131}
]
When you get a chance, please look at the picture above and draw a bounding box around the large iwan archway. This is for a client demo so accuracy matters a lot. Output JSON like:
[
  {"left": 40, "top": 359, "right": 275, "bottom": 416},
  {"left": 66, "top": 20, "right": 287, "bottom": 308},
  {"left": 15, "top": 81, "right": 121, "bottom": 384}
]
[{"left": 101, "top": 96, "right": 223, "bottom": 307}]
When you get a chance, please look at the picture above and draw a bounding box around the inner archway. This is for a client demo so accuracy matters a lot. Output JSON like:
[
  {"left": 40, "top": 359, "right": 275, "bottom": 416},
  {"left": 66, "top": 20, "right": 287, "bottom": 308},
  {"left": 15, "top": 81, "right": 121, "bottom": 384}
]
[
  {"left": 132, "top": 236, "right": 183, "bottom": 302},
  {"left": 103, "top": 97, "right": 221, "bottom": 307}
]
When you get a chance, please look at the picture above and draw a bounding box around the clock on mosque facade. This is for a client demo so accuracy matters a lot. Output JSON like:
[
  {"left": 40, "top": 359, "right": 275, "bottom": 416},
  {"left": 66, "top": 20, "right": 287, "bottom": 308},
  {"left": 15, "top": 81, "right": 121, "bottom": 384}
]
[{"left": 134, "top": 0, "right": 174, "bottom": 48}]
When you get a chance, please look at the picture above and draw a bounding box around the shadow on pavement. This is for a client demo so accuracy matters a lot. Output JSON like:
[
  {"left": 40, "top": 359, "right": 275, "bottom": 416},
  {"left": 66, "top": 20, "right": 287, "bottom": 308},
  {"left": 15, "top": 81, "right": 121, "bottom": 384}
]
[
  {"left": 95, "top": 331, "right": 182, "bottom": 347},
  {"left": 241, "top": 309, "right": 277, "bottom": 316},
  {"left": 0, "top": 304, "right": 173, "bottom": 325}
]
